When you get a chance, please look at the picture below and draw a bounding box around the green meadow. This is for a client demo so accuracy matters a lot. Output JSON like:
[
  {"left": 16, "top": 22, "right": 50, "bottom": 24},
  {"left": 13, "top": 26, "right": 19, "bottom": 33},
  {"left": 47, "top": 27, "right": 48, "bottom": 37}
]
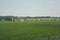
[{"left": 0, "top": 21, "right": 60, "bottom": 40}]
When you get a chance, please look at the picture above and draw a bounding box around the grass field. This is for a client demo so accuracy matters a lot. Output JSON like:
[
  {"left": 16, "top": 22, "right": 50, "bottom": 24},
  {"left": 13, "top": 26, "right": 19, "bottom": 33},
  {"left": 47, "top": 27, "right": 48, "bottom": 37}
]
[{"left": 0, "top": 21, "right": 60, "bottom": 40}]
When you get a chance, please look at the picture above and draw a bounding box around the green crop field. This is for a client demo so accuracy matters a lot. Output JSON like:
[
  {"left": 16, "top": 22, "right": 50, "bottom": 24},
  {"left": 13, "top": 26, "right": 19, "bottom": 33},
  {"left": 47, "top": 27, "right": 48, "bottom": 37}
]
[{"left": 0, "top": 21, "right": 60, "bottom": 40}]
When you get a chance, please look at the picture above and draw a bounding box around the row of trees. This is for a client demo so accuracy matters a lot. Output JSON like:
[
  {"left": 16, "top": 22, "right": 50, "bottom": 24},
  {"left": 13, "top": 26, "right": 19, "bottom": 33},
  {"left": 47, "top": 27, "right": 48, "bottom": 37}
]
[
  {"left": 0, "top": 16, "right": 18, "bottom": 21},
  {"left": 0, "top": 16, "right": 60, "bottom": 21}
]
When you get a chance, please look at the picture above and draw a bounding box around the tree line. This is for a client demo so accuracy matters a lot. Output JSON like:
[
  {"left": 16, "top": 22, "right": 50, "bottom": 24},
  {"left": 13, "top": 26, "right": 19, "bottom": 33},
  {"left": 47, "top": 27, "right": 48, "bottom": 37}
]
[{"left": 0, "top": 16, "right": 60, "bottom": 21}]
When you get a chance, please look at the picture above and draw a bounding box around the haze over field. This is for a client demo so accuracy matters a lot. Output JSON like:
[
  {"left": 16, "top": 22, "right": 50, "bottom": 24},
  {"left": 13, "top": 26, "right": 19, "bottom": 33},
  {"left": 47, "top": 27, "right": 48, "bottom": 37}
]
[{"left": 0, "top": 0, "right": 60, "bottom": 17}]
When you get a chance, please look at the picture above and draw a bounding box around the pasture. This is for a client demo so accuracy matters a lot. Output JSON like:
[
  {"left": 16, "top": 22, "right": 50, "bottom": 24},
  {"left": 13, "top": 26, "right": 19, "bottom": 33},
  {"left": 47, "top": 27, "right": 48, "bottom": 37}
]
[{"left": 0, "top": 21, "right": 60, "bottom": 40}]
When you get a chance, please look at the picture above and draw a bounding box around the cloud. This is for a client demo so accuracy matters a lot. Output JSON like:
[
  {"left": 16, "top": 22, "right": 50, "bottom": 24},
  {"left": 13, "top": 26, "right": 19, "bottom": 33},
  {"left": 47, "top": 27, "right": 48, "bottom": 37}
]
[
  {"left": 47, "top": 0, "right": 60, "bottom": 16},
  {"left": 0, "top": 0, "right": 60, "bottom": 16}
]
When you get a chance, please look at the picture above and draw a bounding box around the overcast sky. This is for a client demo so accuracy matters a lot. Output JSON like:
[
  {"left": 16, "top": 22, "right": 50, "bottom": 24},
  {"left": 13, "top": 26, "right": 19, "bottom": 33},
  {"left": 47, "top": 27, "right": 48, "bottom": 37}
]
[{"left": 0, "top": 0, "right": 60, "bottom": 17}]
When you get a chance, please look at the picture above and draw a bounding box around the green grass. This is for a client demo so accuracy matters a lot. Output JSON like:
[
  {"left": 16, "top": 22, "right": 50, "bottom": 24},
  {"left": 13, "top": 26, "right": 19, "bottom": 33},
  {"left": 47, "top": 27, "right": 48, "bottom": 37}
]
[{"left": 0, "top": 21, "right": 60, "bottom": 40}]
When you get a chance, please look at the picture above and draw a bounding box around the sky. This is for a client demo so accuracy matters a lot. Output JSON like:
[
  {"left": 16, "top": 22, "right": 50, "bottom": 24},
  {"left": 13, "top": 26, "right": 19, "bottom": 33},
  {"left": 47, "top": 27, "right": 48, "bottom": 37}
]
[{"left": 0, "top": 0, "right": 60, "bottom": 17}]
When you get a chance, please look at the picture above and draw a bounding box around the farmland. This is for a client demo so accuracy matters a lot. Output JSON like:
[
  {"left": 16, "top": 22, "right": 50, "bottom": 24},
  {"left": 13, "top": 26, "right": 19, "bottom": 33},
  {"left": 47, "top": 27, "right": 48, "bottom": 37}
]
[{"left": 0, "top": 21, "right": 60, "bottom": 40}]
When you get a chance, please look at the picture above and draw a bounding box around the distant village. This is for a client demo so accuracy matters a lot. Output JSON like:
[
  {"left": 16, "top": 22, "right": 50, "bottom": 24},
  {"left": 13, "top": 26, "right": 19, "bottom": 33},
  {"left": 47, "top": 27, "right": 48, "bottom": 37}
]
[{"left": 0, "top": 16, "right": 60, "bottom": 22}]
